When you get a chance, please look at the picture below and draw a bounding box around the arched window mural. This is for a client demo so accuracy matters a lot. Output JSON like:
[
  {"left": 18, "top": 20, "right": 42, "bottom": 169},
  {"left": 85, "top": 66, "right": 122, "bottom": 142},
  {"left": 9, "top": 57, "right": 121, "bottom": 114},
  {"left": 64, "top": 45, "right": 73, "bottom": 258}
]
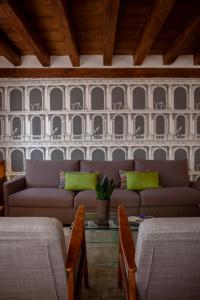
[
  {"left": 52, "top": 116, "right": 62, "bottom": 138},
  {"left": 71, "top": 149, "right": 84, "bottom": 160},
  {"left": 194, "top": 87, "right": 200, "bottom": 109},
  {"left": 134, "top": 115, "right": 144, "bottom": 137},
  {"left": 32, "top": 116, "right": 42, "bottom": 137},
  {"left": 11, "top": 149, "right": 24, "bottom": 172},
  {"left": 154, "top": 148, "right": 167, "bottom": 160},
  {"left": 10, "top": 89, "right": 22, "bottom": 111},
  {"left": 197, "top": 116, "right": 200, "bottom": 135},
  {"left": 174, "top": 148, "right": 187, "bottom": 161},
  {"left": 194, "top": 149, "right": 200, "bottom": 171},
  {"left": 132, "top": 87, "right": 145, "bottom": 109},
  {"left": 176, "top": 115, "right": 186, "bottom": 137},
  {"left": 0, "top": 118, "right": 2, "bottom": 136},
  {"left": 155, "top": 115, "right": 165, "bottom": 135},
  {"left": 91, "top": 87, "right": 104, "bottom": 110},
  {"left": 112, "top": 87, "right": 124, "bottom": 109},
  {"left": 31, "top": 149, "right": 43, "bottom": 160},
  {"left": 112, "top": 149, "right": 125, "bottom": 160},
  {"left": 50, "top": 88, "right": 63, "bottom": 110},
  {"left": 70, "top": 87, "right": 83, "bottom": 110},
  {"left": 174, "top": 87, "right": 187, "bottom": 109},
  {"left": 92, "top": 149, "right": 105, "bottom": 161},
  {"left": 12, "top": 117, "right": 22, "bottom": 139},
  {"left": 93, "top": 115, "right": 103, "bottom": 138},
  {"left": 51, "top": 149, "right": 64, "bottom": 160},
  {"left": 0, "top": 91, "right": 2, "bottom": 111},
  {"left": 30, "top": 88, "right": 42, "bottom": 111},
  {"left": 133, "top": 149, "right": 146, "bottom": 160},
  {"left": 114, "top": 115, "right": 124, "bottom": 137},
  {"left": 153, "top": 87, "right": 166, "bottom": 109},
  {"left": 72, "top": 116, "right": 82, "bottom": 136},
  {"left": 0, "top": 150, "right": 3, "bottom": 160}
]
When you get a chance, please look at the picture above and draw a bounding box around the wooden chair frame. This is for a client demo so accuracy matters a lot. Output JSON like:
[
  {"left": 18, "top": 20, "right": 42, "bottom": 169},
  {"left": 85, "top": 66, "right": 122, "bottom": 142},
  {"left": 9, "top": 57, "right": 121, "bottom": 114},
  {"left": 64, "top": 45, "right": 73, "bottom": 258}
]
[
  {"left": 66, "top": 205, "right": 89, "bottom": 300},
  {"left": 118, "top": 206, "right": 137, "bottom": 300}
]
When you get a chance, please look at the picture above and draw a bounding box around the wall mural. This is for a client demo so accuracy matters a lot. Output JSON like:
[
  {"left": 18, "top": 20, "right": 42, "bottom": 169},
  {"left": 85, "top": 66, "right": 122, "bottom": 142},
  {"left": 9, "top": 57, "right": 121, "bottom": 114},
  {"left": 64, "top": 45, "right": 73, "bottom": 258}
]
[{"left": 0, "top": 78, "right": 200, "bottom": 180}]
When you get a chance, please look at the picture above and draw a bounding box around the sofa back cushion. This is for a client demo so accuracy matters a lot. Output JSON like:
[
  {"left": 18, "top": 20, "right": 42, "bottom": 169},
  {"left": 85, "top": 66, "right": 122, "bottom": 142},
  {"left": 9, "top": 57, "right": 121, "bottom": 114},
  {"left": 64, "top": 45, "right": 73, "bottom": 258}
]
[
  {"left": 80, "top": 160, "right": 134, "bottom": 186},
  {"left": 135, "top": 159, "right": 189, "bottom": 187},
  {"left": 25, "top": 160, "right": 80, "bottom": 188}
]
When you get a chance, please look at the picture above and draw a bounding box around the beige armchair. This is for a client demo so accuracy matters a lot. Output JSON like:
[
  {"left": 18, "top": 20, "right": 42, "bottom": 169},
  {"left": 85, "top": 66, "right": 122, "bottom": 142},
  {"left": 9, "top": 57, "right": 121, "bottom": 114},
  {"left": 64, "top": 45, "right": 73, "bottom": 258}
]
[
  {"left": 118, "top": 206, "right": 200, "bottom": 300},
  {"left": 0, "top": 205, "right": 88, "bottom": 300}
]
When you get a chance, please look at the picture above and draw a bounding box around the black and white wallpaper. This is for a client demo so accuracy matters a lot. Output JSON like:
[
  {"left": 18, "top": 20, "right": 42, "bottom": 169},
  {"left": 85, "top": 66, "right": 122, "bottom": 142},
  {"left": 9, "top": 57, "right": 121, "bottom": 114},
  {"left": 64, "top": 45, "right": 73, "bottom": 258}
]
[{"left": 0, "top": 78, "right": 200, "bottom": 180}]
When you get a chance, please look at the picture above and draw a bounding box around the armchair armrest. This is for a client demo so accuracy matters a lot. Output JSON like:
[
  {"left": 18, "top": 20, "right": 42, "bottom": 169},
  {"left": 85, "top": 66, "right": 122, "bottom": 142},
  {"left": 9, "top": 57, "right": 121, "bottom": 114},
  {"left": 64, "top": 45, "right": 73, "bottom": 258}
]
[
  {"left": 3, "top": 176, "right": 26, "bottom": 216},
  {"left": 66, "top": 205, "right": 89, "bottom": 300},
  {"left": 118, "top": 206, "right": 137, "bottom": 300},
  {"left": 189, "top": 180, "right": 200, "bottom": 191}
]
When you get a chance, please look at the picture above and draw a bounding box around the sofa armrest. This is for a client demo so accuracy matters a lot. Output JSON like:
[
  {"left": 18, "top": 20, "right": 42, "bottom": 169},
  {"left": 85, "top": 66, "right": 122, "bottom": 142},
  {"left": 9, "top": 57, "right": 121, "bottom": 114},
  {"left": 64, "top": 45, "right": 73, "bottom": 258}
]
[
  {"left": 189, "top": 181, "right": 200, "bottom": 191},
  {"left": 3, "top": 176, "right": 26, "bottom": 216}
]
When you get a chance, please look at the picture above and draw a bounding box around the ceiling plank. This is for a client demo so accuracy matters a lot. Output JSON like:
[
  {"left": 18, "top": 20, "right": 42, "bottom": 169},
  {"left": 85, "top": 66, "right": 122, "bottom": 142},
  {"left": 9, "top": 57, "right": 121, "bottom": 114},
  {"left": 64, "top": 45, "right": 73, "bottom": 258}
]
[
  {"left": 194, "top": 54, "right": 200, "bottom": 65},
  {"left": 0, "top": 34, "right": 21, "bottom": 66},
  {"left": 164, "top": 12, "right": 200, "bottom": 65},
  {"left": 103, "top": 0, "right": 120, "bottom": 66},
  {"left": 0, "top": 68, "right": 200, "bottom": 78},
  {"left": 0, "top": 0, "right": 50, "bottom": 66},
  {"left": 134, "top": 0, "right": 176, "bottom": 65},
  {"left": 48, "top": 0, "right": 80, "bottom": 67}
]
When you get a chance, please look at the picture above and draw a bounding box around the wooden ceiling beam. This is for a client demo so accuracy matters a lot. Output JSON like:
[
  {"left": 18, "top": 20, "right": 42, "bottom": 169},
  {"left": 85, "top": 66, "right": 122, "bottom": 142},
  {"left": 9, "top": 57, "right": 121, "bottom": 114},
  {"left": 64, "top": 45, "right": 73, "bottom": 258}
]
[
  {"left": 194, "top": 54, "right": 200, "bottom": 65},
  {"left": 103, "top": 0, "right": 120, "bottom": 66},
  {"left": 0, "top": 0, "right": 50, "bottom": 66},
  {"left": 164, "top": 12, "right": 200, "bottom": 65},
  {"left": 48, "top": 0, "right": 80, "bottom": 67},
  {"left": 0, "top": 34, "right": 21, "bottom": 66},
  {"left": 133, "top": 0, "right": 176, "bottom": 65}
]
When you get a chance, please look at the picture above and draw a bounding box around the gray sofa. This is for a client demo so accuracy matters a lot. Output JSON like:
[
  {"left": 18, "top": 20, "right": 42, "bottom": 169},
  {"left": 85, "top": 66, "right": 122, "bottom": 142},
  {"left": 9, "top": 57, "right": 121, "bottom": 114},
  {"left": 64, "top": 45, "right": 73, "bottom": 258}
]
[{"left": 4, "top": 159, "right": 200, "bottom": 223}]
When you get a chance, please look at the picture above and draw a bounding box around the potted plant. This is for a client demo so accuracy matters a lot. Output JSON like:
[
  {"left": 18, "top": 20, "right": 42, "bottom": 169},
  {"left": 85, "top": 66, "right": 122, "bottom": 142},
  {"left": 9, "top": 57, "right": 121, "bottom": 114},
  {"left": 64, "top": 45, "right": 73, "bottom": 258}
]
[{"left": 95, "top": 175, "right": 115, "bottom": 226}]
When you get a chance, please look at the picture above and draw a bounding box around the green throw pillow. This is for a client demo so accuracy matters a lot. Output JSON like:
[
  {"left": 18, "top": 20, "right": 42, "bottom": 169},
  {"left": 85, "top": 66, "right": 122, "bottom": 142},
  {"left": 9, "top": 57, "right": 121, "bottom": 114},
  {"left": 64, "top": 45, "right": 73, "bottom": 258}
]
[
  {"left": 64, "top": 172, "right": 98, "bottom": 190},
  {"left": 125, "top": 171, "right": 159, "bottom": 190}
]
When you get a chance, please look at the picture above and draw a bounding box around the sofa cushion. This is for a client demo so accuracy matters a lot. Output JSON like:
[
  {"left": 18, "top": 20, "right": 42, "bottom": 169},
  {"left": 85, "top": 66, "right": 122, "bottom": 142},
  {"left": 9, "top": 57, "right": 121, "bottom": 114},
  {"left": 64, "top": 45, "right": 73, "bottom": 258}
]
[
  {"left": 8, "top": 188, "right": 74, "bottom": 208},
  {"left": 74, "top": 188, "right": 140, "bottom": 208},
  {"left": 125, "top": 171, "right": 160, "bottom": 190},
  {"left": 135, "top": 159, "right": 189, "bottom": 187},
  {"left": 25, "top": 160, "right": 80, "bottom": 188},
  {"left": 139, "top": 187, "right": 200, "bottom": 206},
  {"left": 80, "top": 160, "right": 134, "bottom": 186},
  {"left": 64, "top": 172, "right": 98, "bottom": 190}
]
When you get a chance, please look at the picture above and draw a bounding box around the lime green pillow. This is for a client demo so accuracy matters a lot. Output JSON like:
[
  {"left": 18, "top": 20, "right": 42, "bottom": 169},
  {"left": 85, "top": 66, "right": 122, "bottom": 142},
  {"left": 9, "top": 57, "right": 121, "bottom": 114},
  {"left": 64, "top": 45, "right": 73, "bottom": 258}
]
[
  {"left": 125, "top": 171, "right": 159, "bottom": 190},
  {"left": 64, "top": 172, "right": 98, "bottom": 190}
]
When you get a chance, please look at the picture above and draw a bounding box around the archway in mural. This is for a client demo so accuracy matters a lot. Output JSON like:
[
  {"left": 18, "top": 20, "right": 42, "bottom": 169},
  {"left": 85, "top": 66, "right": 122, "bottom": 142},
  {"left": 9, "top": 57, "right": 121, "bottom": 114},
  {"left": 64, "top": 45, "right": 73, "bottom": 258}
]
[
  {"left": 91, "top": 87, "right": 104, "bottom": 110},
  {"left": 114, "top": 115, "right": 124, "bottom": 136},
  {"left": 0, "top": 151, "right": 3, "bottom": 160},
  {"left": 93, "top": 115, "right": 103, "bottom": 137},
  {"left": 112, "top": 149, "right": 125, "bottom": 161},
  {"left": 112, "top": 87, "right": 124, "bottom": 109},
  {"left": 73, "top": 116, "right": 82, "bottom": 136},
  {"left": 32, "top": 116, "right": 41, "bottom": 136},
  {"left": 194, "top": 149, "right": 200, "bottom": 171},
  {"left": 31, "top": 149, "right": 43, "bottom": 160},
  {"left": 197, "top": 116, "right": 200, "bottom": 135},
  {"left": 176, "top": 115, "right": 186, "bottom": 136},
  {"left": 30, "top": 88, "right": 42, "bottom": 111},
  {"left": 0, "top": 91, "right": 2, "bottom": 111},
  {"left": 132, "top": 87, "right": 145, "bottom": 109},
  {"left": 174, "top": 87, "right": 187, "bottom": 109},
  {"left": 52, "top": 116, "right": 62, "bottom": 138},
  {"left": 70, "top": 87, "right": 83, "bottom": 110},
  {"left": 50, "top": 88, "right": 63, "bottom": 110},
  {"left": 10, "top": 89, "right": 22, "bottom": 111},
  {"left": 51, "top": 149, "right": 64, "bottom": 160},
  {"left": 133, "top": 149, "right": 146, "bottom": 160},
  {"left": 153, "top": 87, "right": 166, "bottom": 109},
  {"left": 0, "top": 119, "right": 2, "bottom": 136},
  {"left": 134, "top": 115, "right": 144, "bottom": 137},
  {"left": 92, "top": 149, "right": 105, "bottom": 161},
  {"left": 153, "top": 149, "right": 167, "bottom": 160},
  {"left": 155, "top": 115, "right": 165, "bottom": 135},
  {"left": 71, "top": 149, "right": 84, "bottom": 160},
  {"left": 12, "top": 117, "right": 22, "bottom": 139},
  {"left": 174, "top": 148, "right": 187, "bottom": 160},
  {"left": 11, "top": 150, "right": 24, "bottom": 172},
  {"left": 194, "top": 87, "right": 200, "bottom": 109}
]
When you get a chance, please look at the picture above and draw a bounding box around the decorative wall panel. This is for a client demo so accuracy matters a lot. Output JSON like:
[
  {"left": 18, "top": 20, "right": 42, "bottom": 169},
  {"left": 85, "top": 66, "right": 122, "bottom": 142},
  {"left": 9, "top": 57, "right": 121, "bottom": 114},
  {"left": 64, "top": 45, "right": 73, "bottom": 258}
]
[{"left": 0, "top": 78, "right": 200, "bottom": 180}]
